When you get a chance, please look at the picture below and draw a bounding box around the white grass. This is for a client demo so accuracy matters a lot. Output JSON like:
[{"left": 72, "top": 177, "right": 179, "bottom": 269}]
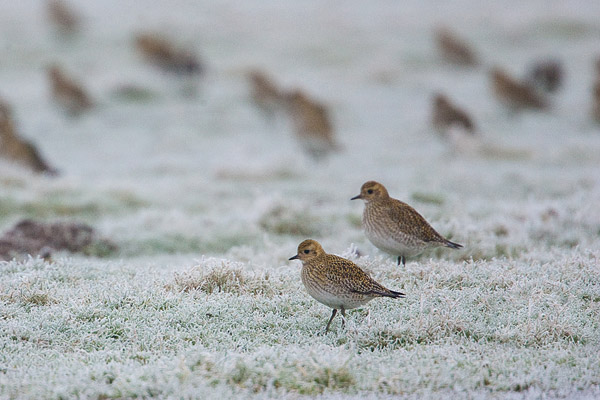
[{"left": 1, "top": 0, "right": 600, "bottom": 398}]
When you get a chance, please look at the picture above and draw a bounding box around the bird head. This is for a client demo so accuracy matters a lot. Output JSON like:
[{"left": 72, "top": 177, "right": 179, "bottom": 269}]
[
  {"left": 289, "top": 239, "right": 325, "bottom": 262},
  {"left": 351, "top": 181, "right": 389, "bottom": 203}
]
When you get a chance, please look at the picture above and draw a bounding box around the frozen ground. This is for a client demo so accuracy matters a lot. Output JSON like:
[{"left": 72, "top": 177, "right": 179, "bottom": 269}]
[{"left": 1, "top": 0, "right": 600, "bottom": 398}]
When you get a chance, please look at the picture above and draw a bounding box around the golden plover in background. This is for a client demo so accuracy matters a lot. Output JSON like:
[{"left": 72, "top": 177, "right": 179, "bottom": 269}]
[
  {"left": 491, "top": 67, "right": 548, "bottom": 111},
  {"left": 525, "top": 59, "right": 564, "bottom": 93},
  {"left": 284, "top": 89, "right": 338, "bottom": 160},
  {"left": 0, "top": 99, "right": 57, "bottom": 174},
  {"left": 352, "top": 181, "right": 462, "bottom": 266},
  {"left": 247, "top": 69, "right": 284, "bottom": 120},
  {"left": 434, "top": 27, "right": 479, "bottom": 67},
  {"left": 135, "top": 33, "right": 204, "bottom": 76},
  {"left": 431, "top": 93, "right": 476, "bottom": 135},
  {"left": 47, "top": 65, "right": 93, "bottom": 116},
  {"left": 592, "top": 80, "right": 600, "bottom": 124},
  {"left": 289, "top": 239, "right": 405, "bottom": 333},
  {"left": 46, "top": 0, "right": 81, "bottom": 35}
]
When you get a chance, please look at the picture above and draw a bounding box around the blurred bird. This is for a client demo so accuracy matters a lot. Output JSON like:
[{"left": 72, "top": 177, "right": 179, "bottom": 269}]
[
  {"left": 434, "top": 27, "right": 479, "bottom": 67},
  {"left": 284, "top": 89, "right": 338, "bottom": 160},
  {"left": 491, "top": 67, "right": 549, "bottom": 111},
  {"left": 135, "top": 33, "right": 204, "bottom": 76},
  {"left": 247, "top": 69, "right": 283, "bottom": 120},
  {"left": 289, "top": 239, "right": 405, "bottom": 333},
  {"left": 47, "top": 65, "right": 93, "bottom": 116},
  {"left": 0, "top": 99, "right": 57, "bottom": 174},
  {"left": 46, "top": 0, "right": 81, "bottom": 35},
  {"left": 352, "top": 181, "right": 462, "bottom": 266},
  {"left": 526, "top": 59, "right": 564, "bottom": 93},
  {"left": 592, "top": 80, "right": 600, "bottom": 124},
  {"left": 431, "top": 93, "right": 476, "bottom": 135}
]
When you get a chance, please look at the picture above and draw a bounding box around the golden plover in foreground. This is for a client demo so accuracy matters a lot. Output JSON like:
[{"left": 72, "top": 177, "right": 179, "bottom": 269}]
[
  {"left": 47, "top": 65, "right": 93, "bottom": 116},
  {"left": 431, "top": 93, "right": 476, "bottom": 135},
  {"left": 289, "top": 239, "right": 404, "bottom": 333},
  {"left": 491, "top": 67, "right": 548, "bottom": 111},
  {"left": 352, "top": 181, "right": 462, "bottom": 266},
  {"left": 434, "top": 27, "right": 479, "bottom": 67}
]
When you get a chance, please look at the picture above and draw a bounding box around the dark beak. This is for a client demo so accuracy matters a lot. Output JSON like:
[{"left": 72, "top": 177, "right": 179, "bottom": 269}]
[
  {"left": 289, "top": 254, "right": 299, "bottom": 260},
  {"left": 350, "top": 194, "right": 362, "bottom": 200}
]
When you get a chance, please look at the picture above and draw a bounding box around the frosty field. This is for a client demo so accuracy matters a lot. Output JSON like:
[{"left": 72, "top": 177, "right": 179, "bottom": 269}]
[{"left": 1, "top": 0, "right": 600, "bottom": 398}]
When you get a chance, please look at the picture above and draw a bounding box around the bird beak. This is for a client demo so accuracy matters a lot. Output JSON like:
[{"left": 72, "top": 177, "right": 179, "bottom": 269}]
[
  {"left": 289, "top": 254, "right": 299, "bottom": 260},
  {"left": 350, "top": 194, "right": 362, "bottom": 200}
]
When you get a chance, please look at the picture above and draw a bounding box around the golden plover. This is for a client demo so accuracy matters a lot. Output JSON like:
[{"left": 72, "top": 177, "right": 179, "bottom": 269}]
[
  {"left": 431, "top": 93, "right": 476, "bottom": 135},
  {"left": 247, "top": 69, "right": 283, "bottom": 120},
  {"left": 289, "top": 239, "right": 404, "bottom": 333},
  {"left": 135, "top": 33, "right": 203, "bottom": 76},
  {"left": 434, "top": 27, "right": 478, "bottom": 67},
  {"left": 47, "top": 65, "right": 93, "bottom": 116},
  {"left": 491, "top": 67, "right": 548, "bottom": 111},
  {"left": 284, "top": 89, "right": 338, "bottom": 160},
  {"left": 352, "top": 181, "right": 462, "bottom": 266},
  {"left": 525, "top": 59, "right": 563, "bottom": 93},
  {"left": 0, "top": 99, "right": 57, "bottom": 174},
  {"left": 47, "top": 0, "right": 81, "bottom": 35}
]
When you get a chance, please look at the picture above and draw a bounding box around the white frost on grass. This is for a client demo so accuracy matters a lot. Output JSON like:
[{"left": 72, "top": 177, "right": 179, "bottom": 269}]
[{"left": 1, "top": 0, "right": 600, "bottom": 398}]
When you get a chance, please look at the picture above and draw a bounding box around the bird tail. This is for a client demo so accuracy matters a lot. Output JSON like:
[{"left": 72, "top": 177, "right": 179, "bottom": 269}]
[
  {"left": 384, "top": 290, "right": 406, "bottom": 299},
  {"left": 445, "top": 239, "right": 463, "bottom": 249},
  {"left": 353, "top": 288, "right": 405, "bottom": 298}
]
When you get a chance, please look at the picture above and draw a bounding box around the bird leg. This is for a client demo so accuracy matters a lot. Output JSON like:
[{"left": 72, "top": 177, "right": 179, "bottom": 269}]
[
  {"left": 325, "top": 309, "right": 337, "bottom": 333},
  {"left": 398, "top": 256, "right": 406, "bottom": 266},
  {"left": 340, "top": 307, "right": 346, "bottom": 329}
]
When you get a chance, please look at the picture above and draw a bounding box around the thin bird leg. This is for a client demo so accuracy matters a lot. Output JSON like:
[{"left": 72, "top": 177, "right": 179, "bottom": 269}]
[
  {"left": 398, "top": 255, "right": 406, "bottom": 266},
  {"left": 340, "top": 307, "right": 346, "bottom": 329},
  {"left": 325, "top": 309, "right": 337, "bottom": 333}
]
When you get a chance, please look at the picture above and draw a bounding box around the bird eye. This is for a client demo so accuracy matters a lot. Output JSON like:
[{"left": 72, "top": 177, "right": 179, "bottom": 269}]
[
  {"left": 303, "top": 249, "right": 310, "bottom": 254},
  {"left": 367, "top": 189, "right": 373, "bottom": 194}
]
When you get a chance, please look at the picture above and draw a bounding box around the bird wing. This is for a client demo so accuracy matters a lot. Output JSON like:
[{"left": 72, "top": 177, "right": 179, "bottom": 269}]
[
  {"left": 323, "top": 255, "right": 390, "bottom": 296},
  {"left": 386, "top": 199, "right": 446, "bottom": 243}
]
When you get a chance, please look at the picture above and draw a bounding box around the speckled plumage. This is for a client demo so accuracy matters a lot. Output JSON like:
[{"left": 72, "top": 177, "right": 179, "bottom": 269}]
[
  {"left": 289, "top": 239, "right": 404, "bottom": 333},
  {"left": 352, "top": 181, "right": 462, "bottom": 266}
]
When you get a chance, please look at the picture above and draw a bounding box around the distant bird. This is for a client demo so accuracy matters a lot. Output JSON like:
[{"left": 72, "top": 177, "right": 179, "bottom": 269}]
[
  {"left": 592, "top": 80, "right": 600, "bottom": 124},
  {"left": 247, "top": 69, "right": 283, "bottom": 120},
  {"left": 434, "top": 27, "right": 478, "bottom": 67},
  {"left": 284, "top": 89, "right": 338, "bottom": 160},
  {"left": 135, "top": 33, "right": 203, "bottom": 76},
  {"left": 352, "top": 181, "right": 462, "bottom": 266},
  {"left": 431, "top": 93, "right": 476, "bottom": 135},
  {"left": 526, "top": 59, "right": 564, "bottom": 93},
  {"left": 0, "top": 99, "right": 57, "bottom": 174},
  {"left": 289, "top": 239, "right": 405, "bottom": 333},
  {"left": 491, "top": 67, "right": 549, "bottom": 111},
  {"left": 47, "top": 65, "right": 93, "bottom": 116},
  {"left": 46, "top": 0, "right": 81, "bottom": 35}
]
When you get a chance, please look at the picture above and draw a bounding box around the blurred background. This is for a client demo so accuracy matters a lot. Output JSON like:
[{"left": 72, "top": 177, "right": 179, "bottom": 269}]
[{"left": 1, "top": 0, "right": 599, "bottom": 261}]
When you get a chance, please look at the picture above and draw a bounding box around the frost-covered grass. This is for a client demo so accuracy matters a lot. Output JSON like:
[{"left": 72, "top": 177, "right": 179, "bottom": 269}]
[{"left": 1, "top": 0, "right": 600, "bottom": 398}]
